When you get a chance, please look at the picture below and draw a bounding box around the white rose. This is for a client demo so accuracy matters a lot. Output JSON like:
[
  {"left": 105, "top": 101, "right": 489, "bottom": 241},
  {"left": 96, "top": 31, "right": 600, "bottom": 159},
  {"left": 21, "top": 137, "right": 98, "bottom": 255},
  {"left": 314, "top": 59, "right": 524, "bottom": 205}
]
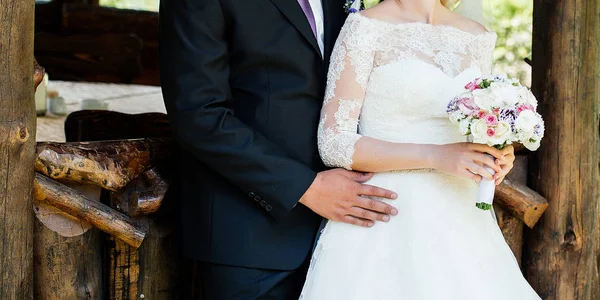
[
  {"left": 488, "top": 122, "right": 512, "bottom": 145},
  {"left": 458, "top": 118, "right": 471, "bottom": 135},
  {"left": 490, "top": 82, "right": 519, "bottom": 106},
  {"left": 515, "top": 110, "right": 539, "bottom": 134},
  {"left": 523, "top": 138, "right": 541, "bottom": 151},
  {"left": 523, "top": 89, "right": 538, "bottom": 109},
  {"left": 472, "top": 89, "right": 495, "bottom": 111},
  {"left": 450, "top": 111, "right": 464, "bottom": 124},
  {"left": 470, "top": 119, "right": 490, "bottom": 144}
]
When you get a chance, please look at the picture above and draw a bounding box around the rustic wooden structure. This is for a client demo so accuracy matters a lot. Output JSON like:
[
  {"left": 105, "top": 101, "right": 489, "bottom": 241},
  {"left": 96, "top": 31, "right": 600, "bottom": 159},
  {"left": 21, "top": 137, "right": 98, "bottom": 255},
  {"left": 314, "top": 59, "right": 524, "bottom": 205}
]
[
  {"left": 34, "top": 0, "right": 159, "bottom": 85},
  {"left": 30, "top": 110, "right": 179, "bottom": 299},
  {"left": 0, "top": 1, "right": 36, "bottom": 298},
  {"left": 1, "top": 0, "right": 599, "bottom": 298},
  {"left": 524, "top": 0, "right": 600, "bottom": 299}
]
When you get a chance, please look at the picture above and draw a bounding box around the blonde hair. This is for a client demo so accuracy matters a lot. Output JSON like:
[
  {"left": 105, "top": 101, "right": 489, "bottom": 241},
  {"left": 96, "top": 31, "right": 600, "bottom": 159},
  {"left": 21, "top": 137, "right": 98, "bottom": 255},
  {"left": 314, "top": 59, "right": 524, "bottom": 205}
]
[{"left": 441, "top": 0, "right": 459, "bottom": 9}]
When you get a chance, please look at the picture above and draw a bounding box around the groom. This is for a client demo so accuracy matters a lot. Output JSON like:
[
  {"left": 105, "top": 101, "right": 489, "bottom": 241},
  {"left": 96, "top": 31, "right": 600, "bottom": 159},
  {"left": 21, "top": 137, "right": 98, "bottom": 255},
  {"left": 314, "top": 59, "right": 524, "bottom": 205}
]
[{"left": 159, "top": 0, "right": 398, "bottom": 299}]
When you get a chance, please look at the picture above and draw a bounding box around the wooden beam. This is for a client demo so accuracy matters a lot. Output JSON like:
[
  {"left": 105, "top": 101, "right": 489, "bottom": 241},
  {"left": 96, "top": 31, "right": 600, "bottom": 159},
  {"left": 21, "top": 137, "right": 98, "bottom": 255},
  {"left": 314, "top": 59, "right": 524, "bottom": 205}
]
[
  {"left": 35, "top": 139, "right": 169, "bottom": 191},
  {"left": 62, "top": 4, "right": 158, "bottom": 40},
  {"left": 495, "top": 178, "right": 548, "bottom": 228},
  {"left": 0, "top": 0, "right": 36, "bottom": 298},
  {"left": 34, "top": 173, "right": 146, "bottom": 248},
  {"left": 525, "top": 0, "right": 600, "bottom": 298}
]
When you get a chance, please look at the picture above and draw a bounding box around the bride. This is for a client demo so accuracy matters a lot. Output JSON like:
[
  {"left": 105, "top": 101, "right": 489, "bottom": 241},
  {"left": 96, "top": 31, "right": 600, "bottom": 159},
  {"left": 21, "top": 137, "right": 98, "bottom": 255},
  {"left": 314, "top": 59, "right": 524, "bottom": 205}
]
[{"left": 299, "top": 0, "right": 541, "bottom": 299}]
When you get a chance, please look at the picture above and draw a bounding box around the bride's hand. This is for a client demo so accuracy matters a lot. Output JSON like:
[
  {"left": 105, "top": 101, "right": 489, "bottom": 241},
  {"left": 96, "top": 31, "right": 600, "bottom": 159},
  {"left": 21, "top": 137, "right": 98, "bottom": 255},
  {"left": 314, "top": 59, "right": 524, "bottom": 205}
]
[
  {"left": 494, "top": 145, "right": 515, "bottom": 185},
  {"left": 430, "top": 143, "right": 505, "bottom": 182}
]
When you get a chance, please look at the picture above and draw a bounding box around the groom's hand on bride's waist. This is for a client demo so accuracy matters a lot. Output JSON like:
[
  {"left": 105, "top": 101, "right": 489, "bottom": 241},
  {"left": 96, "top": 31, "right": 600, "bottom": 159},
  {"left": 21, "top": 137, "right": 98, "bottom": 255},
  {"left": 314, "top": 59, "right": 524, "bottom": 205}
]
[{"left": 299, "top": 169, "right": 398, "bottom": 228}]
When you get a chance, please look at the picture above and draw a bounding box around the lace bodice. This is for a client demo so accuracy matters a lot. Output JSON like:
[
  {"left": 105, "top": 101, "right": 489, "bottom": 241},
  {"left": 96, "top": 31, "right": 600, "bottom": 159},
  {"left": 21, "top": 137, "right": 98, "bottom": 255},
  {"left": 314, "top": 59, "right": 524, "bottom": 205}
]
[{"left": 317, "top": 13, "right": 497, "bottom": 170}]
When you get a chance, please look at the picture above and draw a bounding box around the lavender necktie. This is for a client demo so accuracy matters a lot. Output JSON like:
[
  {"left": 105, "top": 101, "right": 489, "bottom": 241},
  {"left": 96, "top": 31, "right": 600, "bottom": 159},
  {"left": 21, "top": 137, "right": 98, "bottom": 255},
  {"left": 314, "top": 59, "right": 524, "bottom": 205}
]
[{"left": 297, "top": 0, "right": 317, "bottom": 39}]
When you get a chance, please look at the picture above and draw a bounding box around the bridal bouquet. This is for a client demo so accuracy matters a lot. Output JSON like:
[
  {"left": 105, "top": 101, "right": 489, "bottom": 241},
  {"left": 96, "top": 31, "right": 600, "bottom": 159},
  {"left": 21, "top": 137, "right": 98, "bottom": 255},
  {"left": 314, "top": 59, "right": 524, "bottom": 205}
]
[{"left": 446, "top": 75, "right": 545, "bottom": 210}]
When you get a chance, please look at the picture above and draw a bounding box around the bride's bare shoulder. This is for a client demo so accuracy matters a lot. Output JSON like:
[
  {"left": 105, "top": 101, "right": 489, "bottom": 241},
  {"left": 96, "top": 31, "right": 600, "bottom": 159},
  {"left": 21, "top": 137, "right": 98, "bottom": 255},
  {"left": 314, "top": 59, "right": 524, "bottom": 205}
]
[
  {"left": 446, "top": 13, "right": 490, "bottom": 35},
  {"left": 359, "top": 1, "right": 408, "bottom": 24}
]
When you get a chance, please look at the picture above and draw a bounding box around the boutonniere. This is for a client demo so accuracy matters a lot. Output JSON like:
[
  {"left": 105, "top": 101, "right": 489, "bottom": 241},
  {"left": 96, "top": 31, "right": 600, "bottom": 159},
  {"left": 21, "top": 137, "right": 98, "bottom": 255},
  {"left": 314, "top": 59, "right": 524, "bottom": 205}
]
[{"left": 343, "top": 0, "right": 364, "bottom": 14}]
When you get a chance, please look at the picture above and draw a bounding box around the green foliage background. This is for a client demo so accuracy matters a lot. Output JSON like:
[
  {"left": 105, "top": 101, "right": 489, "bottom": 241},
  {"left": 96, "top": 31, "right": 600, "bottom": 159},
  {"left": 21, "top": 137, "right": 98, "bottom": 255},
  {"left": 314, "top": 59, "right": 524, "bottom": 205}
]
[{"left": 102, "top": 0, "right": 532, "bottom": 84}]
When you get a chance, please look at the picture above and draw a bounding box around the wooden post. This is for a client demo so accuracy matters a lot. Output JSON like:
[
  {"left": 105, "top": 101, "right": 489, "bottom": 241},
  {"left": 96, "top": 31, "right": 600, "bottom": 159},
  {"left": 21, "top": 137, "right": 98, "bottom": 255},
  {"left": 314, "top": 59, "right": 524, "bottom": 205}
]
[
  {"left": 33, "top": 218, "right": 104, "bottom": 299},
  {"left": 33, "top": 183, "right": 104, "bottom": 299},
  {"left": 0, "top": 0, "right": 36, "bottom": 298},
  {"left": 494, "top": 154, "right": 528, "bottom": 266},
  {"left": 525, "top": 0, "right": 600, "bottom": 299}
]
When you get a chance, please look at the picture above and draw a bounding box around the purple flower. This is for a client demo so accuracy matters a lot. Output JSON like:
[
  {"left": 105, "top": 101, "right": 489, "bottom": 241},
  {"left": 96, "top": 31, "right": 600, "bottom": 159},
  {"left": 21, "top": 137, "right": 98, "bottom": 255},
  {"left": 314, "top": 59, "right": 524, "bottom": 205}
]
[{"left": 348, "top": 8, "right": 358, "bottom": 13}]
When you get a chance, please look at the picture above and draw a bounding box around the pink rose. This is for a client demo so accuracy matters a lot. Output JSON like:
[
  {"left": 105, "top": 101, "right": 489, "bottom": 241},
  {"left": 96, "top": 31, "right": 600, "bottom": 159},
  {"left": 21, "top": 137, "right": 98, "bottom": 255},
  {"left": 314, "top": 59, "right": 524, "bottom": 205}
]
[
  {"left": 465, "top": 79, "right": 481, "bottom": 92},
  {"left": 487, "top": 128, "right": 496, "bottom": 137},
  {"left": 484, "top": 114, "right": 498, "bottom": 126},
  {"left": 517, "top": 104, "right": 535, "bottom": 113},
  {"left": 457, "top": 97, "right": 479, "bottom": 115},
  {"left": 477, "top": 111, "right": 487, "bottom": 119}
]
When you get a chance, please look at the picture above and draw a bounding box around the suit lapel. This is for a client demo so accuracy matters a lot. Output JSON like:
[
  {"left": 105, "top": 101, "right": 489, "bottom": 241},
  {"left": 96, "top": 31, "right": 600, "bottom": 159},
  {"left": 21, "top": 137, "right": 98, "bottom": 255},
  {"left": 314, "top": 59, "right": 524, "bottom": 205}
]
[{"left": 270, "top": 0, "right": 321, "bottom": 58}]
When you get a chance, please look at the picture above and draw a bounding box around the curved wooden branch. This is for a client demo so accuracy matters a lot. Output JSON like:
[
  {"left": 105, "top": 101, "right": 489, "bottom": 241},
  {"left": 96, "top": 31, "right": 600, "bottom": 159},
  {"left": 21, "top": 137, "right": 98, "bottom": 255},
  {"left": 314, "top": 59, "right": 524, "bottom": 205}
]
[
  {"left": 130, "top": 168, "right": 168, "bottom": 216},
  {"left": 111, "top": 167, "right": 169, "bottom": 217},
  {"left": 34, "top": 173, "right": 146, "bottom": 248},
  {"left": 495, "top": 178, "right": 549, "bottom": 228},
  {"left": 34, "top": 58, "right": 45, "bottom": 91},
  {"left": 35, "top": 139, "right": 169, "bottom": 191}
]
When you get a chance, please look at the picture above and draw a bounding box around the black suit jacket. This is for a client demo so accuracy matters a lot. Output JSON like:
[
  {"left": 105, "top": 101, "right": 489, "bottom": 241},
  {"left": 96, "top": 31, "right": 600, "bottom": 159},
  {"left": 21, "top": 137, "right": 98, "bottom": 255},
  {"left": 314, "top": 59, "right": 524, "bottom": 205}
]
[{"left": 159, "top": 0, "right": 347, "bottom": 270}]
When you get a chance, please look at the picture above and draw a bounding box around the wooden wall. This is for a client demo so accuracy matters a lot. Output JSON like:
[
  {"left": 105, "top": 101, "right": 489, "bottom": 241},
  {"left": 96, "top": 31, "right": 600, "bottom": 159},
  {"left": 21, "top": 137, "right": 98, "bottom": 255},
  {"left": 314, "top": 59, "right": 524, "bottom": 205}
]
[{"left": 34, "top": 0, "right": 159, "bottom": 85}]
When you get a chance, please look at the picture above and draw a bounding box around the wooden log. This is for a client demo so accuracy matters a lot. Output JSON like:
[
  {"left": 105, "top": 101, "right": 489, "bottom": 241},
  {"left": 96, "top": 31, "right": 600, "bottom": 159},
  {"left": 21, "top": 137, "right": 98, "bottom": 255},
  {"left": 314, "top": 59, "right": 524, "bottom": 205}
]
[
  {"left": 493, "top": 154, "right": 528, "bottom": 266},
  {"left": 34, "top": 32, "right": 144, "bottom": 83},
  {"left": 525, "top": 0, "right": 600, "bottom": 298},
  {"left": 64, "top": 108, "right": 181, "bottom": 299},
  {"left": 0, "top": 1, "right": 36, "bottom": 298},
  {"left": 35, "top": 139, "right": 169, "bottom": 191},
  {"left": 495, "top": 177, "right": 548, "bottom": 229},
  {"left": 34, "top": 183, "right": 100, "bottom": 237},
  {"left": 35, "top": 32, "right": 143, "bottom": 56},
  {"left": 34, "top": 58, "right": 45, "bottom": 91},
  {"left": 33, "top": 173, "right": 146, "bottom": 248},
  {"left": 112, "top": 168, "right": 169, "bottom": 217},
  {"left": 132, "top": 168, "right": 168, "bottom": 215},
  {"left": 33, "top": 183, "right": 103, "bottom": 299},
  {"left": 64, "top": 111, "right": 171, "bottom": 142}
]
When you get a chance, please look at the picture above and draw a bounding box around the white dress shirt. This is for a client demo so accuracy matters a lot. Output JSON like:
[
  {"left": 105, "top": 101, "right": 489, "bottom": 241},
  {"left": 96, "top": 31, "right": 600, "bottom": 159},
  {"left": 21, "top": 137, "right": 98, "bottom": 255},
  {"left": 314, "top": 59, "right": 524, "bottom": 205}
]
[{"left": 308, "top": 0, "right": 325, "bottom": 56}]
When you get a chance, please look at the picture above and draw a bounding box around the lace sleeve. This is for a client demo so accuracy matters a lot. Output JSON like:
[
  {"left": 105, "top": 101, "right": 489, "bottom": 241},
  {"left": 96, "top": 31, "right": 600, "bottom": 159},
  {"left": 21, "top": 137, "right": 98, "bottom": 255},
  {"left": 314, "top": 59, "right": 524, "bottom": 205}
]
[
  {"left": 317, "top": 15, "right": 375, "bottom": 170},
  {"left": 476, "top": 33, "right": 497, "bottom": 74}
]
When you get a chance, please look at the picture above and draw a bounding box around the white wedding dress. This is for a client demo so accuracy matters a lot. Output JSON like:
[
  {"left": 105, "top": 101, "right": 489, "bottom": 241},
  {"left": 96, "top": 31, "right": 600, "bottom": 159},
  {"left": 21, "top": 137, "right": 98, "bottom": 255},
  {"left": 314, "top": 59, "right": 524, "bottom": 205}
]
[{"left": 299, "top": 13, "right": 541, "bottom": 299}]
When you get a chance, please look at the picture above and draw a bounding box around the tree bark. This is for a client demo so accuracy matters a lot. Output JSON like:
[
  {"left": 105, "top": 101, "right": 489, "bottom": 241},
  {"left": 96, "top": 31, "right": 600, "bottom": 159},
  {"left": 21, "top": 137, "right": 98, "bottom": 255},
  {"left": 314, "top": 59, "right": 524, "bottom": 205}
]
[
  {"left": 35, "top": 139, "right": 169, "bottom": 191},
  {"left": 525, "top": 0, "right": 600, "bottom": 299},
  {"left": 33, "top": 216, "right": 103, "bottom": 300},
  {"left": 33, "top": 173, "right": 146, "bottom": 248},
  {"left": 0, "top": 1, "right": 36, "bottom": 298}
]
